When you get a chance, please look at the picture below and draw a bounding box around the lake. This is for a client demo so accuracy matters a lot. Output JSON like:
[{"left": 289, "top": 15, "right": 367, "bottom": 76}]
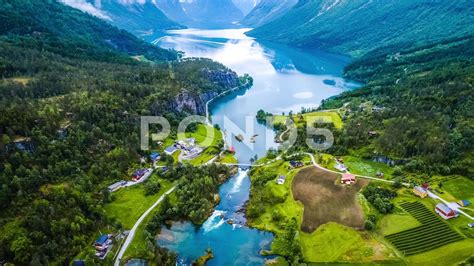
[{"left": 154, "top": 28, "right": 358, "bottom": 265}]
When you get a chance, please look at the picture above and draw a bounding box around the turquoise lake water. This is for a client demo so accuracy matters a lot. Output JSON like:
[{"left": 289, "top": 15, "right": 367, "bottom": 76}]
[{"left": 154, "top": 28, "right": 359, "bottom": 265}]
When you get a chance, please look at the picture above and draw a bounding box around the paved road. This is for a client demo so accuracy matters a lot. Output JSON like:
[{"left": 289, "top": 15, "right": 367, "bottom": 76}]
[
  {"left": 114, "top": 186, "right": 176, "bottom": 266},
  {"left": 123, "top": 168, "right": 153, "bottom": 188},
  {"left": 427, "top": 190, "right": 474, "bottom": 220},
  {"left": 205, "top": 81, "right": 249, "bottom": 125}
]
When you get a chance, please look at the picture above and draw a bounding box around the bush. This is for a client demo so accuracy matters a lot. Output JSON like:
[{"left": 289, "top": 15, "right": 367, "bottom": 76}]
[
  {"left": 144, "top": 179, "right": 161, "bottom": 196},
  {"left": 364, "top": 220, "right": 375, "bottom": 230}
]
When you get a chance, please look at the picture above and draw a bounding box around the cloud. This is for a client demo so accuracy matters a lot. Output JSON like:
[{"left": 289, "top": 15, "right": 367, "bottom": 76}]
[{"left": 60, "top": 0, "right": 111, "bottom": 20}]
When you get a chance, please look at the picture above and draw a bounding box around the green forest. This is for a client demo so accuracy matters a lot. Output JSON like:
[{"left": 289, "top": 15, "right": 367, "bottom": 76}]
[
  {"left": 319, "top": 35, "right": 474, "bottom": 179},
  {"left": 0, "top": 1, "right": 245, "bottom": 264}
]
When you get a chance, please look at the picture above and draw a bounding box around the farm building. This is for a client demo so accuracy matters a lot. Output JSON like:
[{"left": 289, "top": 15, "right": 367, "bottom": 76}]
[
  {"left": 435, "top": 203, "right": 458, "bottom": 220},
  {"left": 132, "top": 169, "right": 149, "bottom": 181},
  {"left": 334, "top": 162, "right": 347, "bottom": 172},
  {"left": 150, "top": 152, "right": 161, "bottom": 162},
  {"left": 277, "top": 175, "right": 286, "bottom": 185},
  {"left": 164, "top": 146, "right": 178, "bottom": 155},
  {"left": 341, "top": 173, "right": 356, "bottom": 184},
  {"left": 413, "top": 186, "right": 428, "bottom": 198},
  {"left": 457, "top": 200, "right": 471, "bottom": 207},
  {"left": 94, "top": 234, "right": 111, "bottom": 251},
  {"left": 290, "top": 160, "right": 303, "bottom": 168},
  {"left": 107, "top": 180, "right": 127, "bottom": 192}
]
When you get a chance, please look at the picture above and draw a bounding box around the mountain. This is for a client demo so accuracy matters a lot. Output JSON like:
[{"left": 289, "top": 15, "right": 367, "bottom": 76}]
[
  {"left": 0, "top": 0, "right": 245, "bottom": 264},
  {"left": 1, "top": 0, "right": 177, "bottom": 61},
  {"left": 232, "top": 0, "right": 260, "bottom": 16},
  {"left": 320, "top": 35, "right": 474, "bottom": 177},
  {"left": 247, "top": 0, "right": 474, "bottom": 56},
  {"left": 61, "top": 0, "right": 184, "bottom": 35},
  {"left": 241, "top": 0, "right": 297, "bottom": 27},
  {"left": 154, "top": 0, "right": 190, "bottom": 23},
  {"left": 181, "top": 0, "right": 244, "bottom": 28}
]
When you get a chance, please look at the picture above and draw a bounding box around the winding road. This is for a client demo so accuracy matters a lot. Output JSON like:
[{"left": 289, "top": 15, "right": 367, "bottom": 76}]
[{"left": 114, "top": 186, "right": 176, "bottom": 266}]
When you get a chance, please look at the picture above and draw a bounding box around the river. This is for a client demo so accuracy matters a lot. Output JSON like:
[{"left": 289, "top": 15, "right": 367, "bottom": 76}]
[{"left": 153, "top": 28, "right": 358, "bottom": 265}]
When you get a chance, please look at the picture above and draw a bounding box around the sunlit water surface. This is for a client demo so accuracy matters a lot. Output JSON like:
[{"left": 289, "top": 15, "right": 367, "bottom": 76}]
[{"left": 153, "top": 28, "right": 359, "bottom": 265}]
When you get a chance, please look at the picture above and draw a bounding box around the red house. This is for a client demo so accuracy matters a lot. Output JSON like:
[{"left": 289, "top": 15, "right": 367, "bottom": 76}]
[
  {"left": 341, "top": 173, "right": 356, "bottom": 184},
  {"left": 132, "top": 169, "right": 147, "bottom": 181},
  {"left": 435, "top": 203, "right": 458, "bottom": 219}
]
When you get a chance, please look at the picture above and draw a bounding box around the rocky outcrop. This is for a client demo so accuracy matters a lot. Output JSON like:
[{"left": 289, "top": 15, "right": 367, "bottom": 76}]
[
  {"left": 201, "top": 68, "right": 240, "bottom": 89},
  {"left": 169, "top": 69, "right": 241, "bottom": 115},
  {"left": 170, "top": 90, "right": 218, "bottom": 114}
]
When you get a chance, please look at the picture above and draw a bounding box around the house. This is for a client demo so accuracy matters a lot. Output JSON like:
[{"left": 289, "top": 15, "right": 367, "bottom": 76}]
[
  {"left": 421, "top": 183, "right": 430, "bottom": 190},
  {"left": 94, "top": 234, "right": 111, "bottom": 251},
  {"left": 277, "top": 175, "right": 286, "bottom": 185},
  {"left": 435, "top": 203, "right": 458, "bottom": 220},
  {"left": 413, "top": 186, "right": 428, "bottom": 198},
  {"left": 108, "top": 181, "right": 127, "bottom": 192},
  {"left": 228, "top": 146, "right": 236, "bottom": 153},
  {"left": 368, "top": 131, "right": 378, "bottom": 137},
  {"left": 164, "top": 146, "right": 178, "bottom": 155},
  {"left": 57, "top": 125, "right": 70, "bottom": 139},
  {"left": 290, "top": 160, "right": 303, "bottom": 168},
  {"left": 341, "top": 173, "right": 356, "bottom": 184},
  {"left": 372, "top": 106, "right": 385, "bottom": 112},
  {"left": 334, "top": 162, "right": 347, "bottom": 172},
  {"left": 132, "top": 169, "right": 149, "bottom": 181},
  {"left": 150, "top": 152, "right": 161, "bottom": 162},
  {"left": 6, "top": 137, "right": 35, "bottom": 153},
  {"left": 182, "top": 147, "right": 203, "bottom": 160},
  {"left": 468, "top": 223, "right": 474, "bottom": 228},
  {"left": 457, "top": 200, "right": 471, "bottom": 207}
]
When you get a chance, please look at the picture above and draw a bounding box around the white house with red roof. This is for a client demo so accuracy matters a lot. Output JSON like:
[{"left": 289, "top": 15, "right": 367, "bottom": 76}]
[
  {"left": 435, "top": 203, "right": 458, "bottom": 220},
  {"left": 341, "top": 173, "right": 356, "bottom": 184}
]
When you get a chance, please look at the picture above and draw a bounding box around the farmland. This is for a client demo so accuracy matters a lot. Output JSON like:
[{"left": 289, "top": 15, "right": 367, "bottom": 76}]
[
  {"left": 385, "top": 202, "right": 464, "bottom": 256},
  {"left": 272, "top": 111, "right": 343, "bottom": 129},
  {"left": 292, "top": 167, "right": 369, "bottom": 232}
]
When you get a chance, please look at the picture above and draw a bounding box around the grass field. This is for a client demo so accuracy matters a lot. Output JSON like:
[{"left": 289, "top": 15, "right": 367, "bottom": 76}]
[
  {"left": 180, "top": 124, "right": 224, "bottom": 165},
  {"left": 217, "top": 152, "right": 238, "bottom": 164},
  {"left": 248, "top": 160, "right": 398, "bottom": 263},
  {"left": 179, "top": 124, "right": 222, "bottom": 148},
  {"left": 292, "top": 167, "right": 369, "bottom": 232},
  {"left": 300, "top": 223, "right": 395, "bottom": 263},
  {"left": 404, "top": 238, "right": 474, "bottom": 265},
  {"left": 384, "top": 202, "right": 464, "bottom": 256},
  {"left": 10, "top": 77, "right": 31, "bottom": 85},
  {"left": 272, "top": 111, "right": 343, "bottom": 129},
  {"left": 104, "top": 176, "right": 173, "bottom": 229},
  {"left": 343, "top": 156, "right": 394, "bottom": 178},
  {"left": 248, "top": 160, "right": 304, "bottom": 233},
  {"left": 442, "top": 176, "right": 474, "bottom": 203},
  {"left": 378, "top": 213, "right": 421, "bottom": 235}
]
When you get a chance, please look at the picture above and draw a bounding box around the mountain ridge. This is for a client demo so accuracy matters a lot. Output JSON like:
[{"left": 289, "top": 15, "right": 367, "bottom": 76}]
[{"left": 247, "top": 0, "right": 474, "bottom": 56}]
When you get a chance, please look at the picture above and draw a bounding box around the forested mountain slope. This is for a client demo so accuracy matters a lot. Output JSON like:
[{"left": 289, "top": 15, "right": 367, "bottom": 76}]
[
  {"left": 0, "top": 1, "right": 245, "bottom": 264},
  {"left": 320, "top": 36, "right": 474, "bottom": 178},
  {"left": 1, "top": 0, "right": 177, "bottom": 62},
  {"left": 247, "top": 0, "right": 474, "bottom": 56},
  {"left": 61, "top": 0, "right": 184, "bottom": 35},
  {"left": 241, "top": 0, "right": 297, "bottom": 27}
]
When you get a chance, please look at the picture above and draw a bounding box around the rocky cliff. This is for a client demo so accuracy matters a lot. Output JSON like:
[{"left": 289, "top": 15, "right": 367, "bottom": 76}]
[{"left": 170, "top": 68, "right": 242, "bottom": 115}]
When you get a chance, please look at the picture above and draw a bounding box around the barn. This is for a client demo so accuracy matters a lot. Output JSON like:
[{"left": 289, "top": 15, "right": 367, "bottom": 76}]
[{"left": 435, "top": 203, "right": 458, "bottom": 220}]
